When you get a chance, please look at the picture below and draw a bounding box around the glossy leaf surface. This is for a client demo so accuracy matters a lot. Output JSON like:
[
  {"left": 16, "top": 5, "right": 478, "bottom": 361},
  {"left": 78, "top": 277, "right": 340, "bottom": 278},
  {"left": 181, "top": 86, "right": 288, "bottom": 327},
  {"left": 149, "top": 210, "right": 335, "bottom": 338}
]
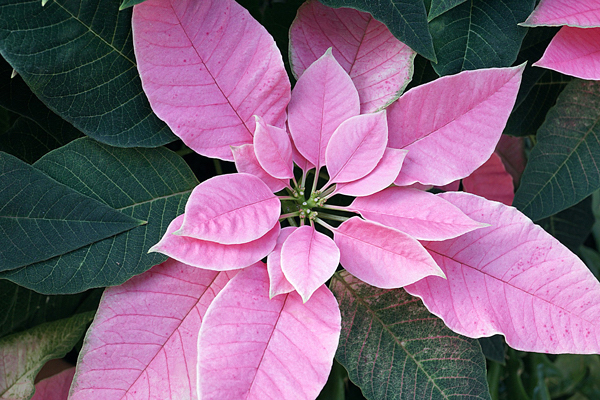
[
  {"left": 318, "top": 0, "right": 436, "bottom": 62},
  {"left": 69, "top": 259, "right": 234, "bottom": 400},
  {"left": 428, "top": 0, "right": 533, "bottom": 76},
  {"left": 133, "top": 0, "right": 290, "bottom": 159},
  {"left": 513, "top": 79, "right": 600, "bottom": 221},
  {"left": 289, "top": 0, "right": 415, "bottom": 112},
  {"left": 0, "top": 138, "right": 197, "bottom": 294},
  {"left": 406, "top": 192, "right": 600, "bottom": 354},
  {"left": 0, "top": 0, "right": 175, "bottom": 147},
  {"left": 0, "top": 312, "right": 93, "bottom": 400},
  {"left": 197, "top": 264, "right": 341, "bottom": 400},
  {"left": 331, "top": 271, "right": 491, "bottom": 400},
  {"left": 0, "top": 152, "right": 142, "bottom": 272}
]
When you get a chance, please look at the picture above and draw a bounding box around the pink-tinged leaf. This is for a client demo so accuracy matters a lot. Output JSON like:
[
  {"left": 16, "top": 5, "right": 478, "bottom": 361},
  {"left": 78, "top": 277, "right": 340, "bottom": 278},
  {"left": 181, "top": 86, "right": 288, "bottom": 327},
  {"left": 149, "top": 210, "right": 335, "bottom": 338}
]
[
  {"left": 533, "top": 27, "right": 600, "bottom": 80},
  {"left": 232, "top": 144, "right": 289, "bottom": 193},
  {"left": 291, "top": 135, "right": 315, "bottom": 172},
  {"left": 463, "top": 153, "right": 514, "bottom": 205},
  {"left": 280, "top": 226, "right": 340, "bottom": 302},
  {"left": 267, "top": 227, "right": 297, "bottom": 298},
  {"left": 495, "top": 135, "right": 526, "bottom": 186},
  {"left": 350, "top": 187, "right": 487, "bottom": 241},
  {"left": 287, "top": 49, "right": 360, "bottom": 168},
  {"left": 178, "top": 173, "right": 280, "bottom": 244},
  {"left": 150, "top": 215, "right": 279, "bottom": 271},
  {"left": 389, "top": 65, "right": 525, "bottom": 186},
  {"left": 197, "top": 263, "right": 341, "bottom": 400},
  {"left": 253, "top": 116, "right": 294, "bottom": 180},
  {"left": 326, "top": 111, "right": 388, "bottom": 184},
  {"left": 405, "top": 192, "right": 600, "bottom": 354},
  {"left": 522, "top": 0, "right": 600, "bottom": 27},
  {"left": 438, "top": 180, "right": 460, "bottom": 191},
  {"left": 133, "top": 0, "right": 290, "bottom": 160},
  {"left": 334, "top": 217, "right": 444, "bottom": 288},
  {"left": 335, "top": 147, "right": 407, "bottom": 197},
  {"left": 289, "top": 0, "right": 415, "bottom": 113},
  {"left": 69, "top": 259, "right": 236, "bottom": 400},
  {"left": 31, "top": 367, "right": 75, "bottom": 400}
]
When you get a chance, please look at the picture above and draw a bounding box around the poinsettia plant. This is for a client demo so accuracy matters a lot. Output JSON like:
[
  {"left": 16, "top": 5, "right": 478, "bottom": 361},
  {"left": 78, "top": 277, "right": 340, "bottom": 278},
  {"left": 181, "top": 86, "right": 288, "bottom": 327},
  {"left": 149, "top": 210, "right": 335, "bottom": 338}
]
[{"left": 1, "top": 0, "right": 600, "bottom": 399}]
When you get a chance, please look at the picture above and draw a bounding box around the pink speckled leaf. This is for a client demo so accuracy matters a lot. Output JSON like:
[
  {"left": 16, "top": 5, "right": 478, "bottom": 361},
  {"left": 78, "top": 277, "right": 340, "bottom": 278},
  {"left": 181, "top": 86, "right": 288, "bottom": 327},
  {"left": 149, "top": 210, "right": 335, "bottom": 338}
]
[
  {"left": 287, "top": 49, "right": 360, "bottom": 169},
  {"left": 289, "top": 0, "right": 415, "bottom": 113},
  {"left": 350, "top": 187, "right": 486, "bottom": 241},
  {"left": 197, "top": 263, "right": 341, "bottom": 400},
  {"left": 253, "top": 116, "right": 294, "bottom": 180},
  {"left": 463, "top": 153, "right": 514, "bottom": 205},
  {"left": 133, "top": 0, "right": 290, "bottom": 160},
  {"left": 280, "top": 225, "right": 340, "bottom": 302},
  {"left": 335, "top": 147, "right": 407, "bottom": 197},
  {"left": 232, "top": 144, "right": 289, "bottom": 193},
  {"left": 267, "top": 227, "right": 297, "bottom": 298},
  {"left": 522, "top": 0, "right": 600, "bottom": 27},
  {"left": 405, "top": 192, "right": 600, "bottom": 354},
  {"left": 69, "top": 259, "right": 236, "bottom": 400},
  {"left": 150, "top": 215, "right": 279, "bottom": 271},
  {"left": 533, "top": 27, "right": 600, "bottom": 80},
  {"left": 326, "top": 111, "right": 388, "bottom": 184},
  {"left": 178, "top": 173, "right": 280, "bottom": 244},
  {"left": 389, "top": 65, "right": 524, "bottom": 186},
  {"left": 334, "top": 217, "right": 444, "bottom": 288},
  {"left": 31, "top": 367, "right": 75, "bottom": 400}
]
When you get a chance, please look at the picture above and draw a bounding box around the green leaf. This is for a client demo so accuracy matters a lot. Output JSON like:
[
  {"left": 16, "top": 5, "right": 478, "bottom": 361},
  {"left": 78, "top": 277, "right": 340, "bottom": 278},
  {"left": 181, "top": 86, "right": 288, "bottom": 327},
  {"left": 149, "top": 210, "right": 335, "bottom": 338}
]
[
  {"left": 538, "top": 196, "right": 593, "bottom": 252},
  {"left": 0, "top": 137, "right": 198, "bottom": 294},
  {"left": 428, "top": 0, "right": 466, "bottom": 21},
  {"left": 0, "top": 279, "right": 101, "bottom": 339},
  {"left": 513, "top": 79, "right": 600, "bottom": 221},
  {"left": 0, "top": 152, "right": 144, "bottom": 272},
  {"left": 318, "top": 0, "right": 436, "bottom": 62},
  {"left": 478, "top": 335, "right": 505, "bottom": 364},
  {"left": 0, "top": 311, "right": 93, "bottom": 400},
  {"left": 0, "top": 0, "right": 176, "bottom": 147},
  {"left": 0, "top": 56, "right": 82, "bottom": 163},
  {"left": 428, "top": 0, "right": 534, "bottom": 76},
  {"left": 331, "top": 271, "right": 491, "bottom": 400},
  {"left": 119, "top": 0, "right": 145, "bottom": 9}
]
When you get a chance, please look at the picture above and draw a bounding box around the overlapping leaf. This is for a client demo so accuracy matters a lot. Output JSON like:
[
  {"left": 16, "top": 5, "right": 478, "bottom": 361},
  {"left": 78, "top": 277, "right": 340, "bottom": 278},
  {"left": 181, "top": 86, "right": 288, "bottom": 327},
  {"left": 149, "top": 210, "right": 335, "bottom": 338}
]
[
  {"left": 428, "top": 0, "right": 466, "bottom": 21},
  {"left": 538, "top": 196, "right": 594, "bottom": 252},
  {"left": 0, "top": 311, "right": 93, "bottom": 400},
  {"left": 513, "top": 79, "right": 600, "bottom": 221},
  {"left": 0, "top": 137, "right": 198, "bottom": 294},
  {"left": 0, "top": 0, "right": 175, "bottom": 147},
  {"left": 31, "top": 367, "right": 75, "bottom": 400},
  {"left": 331, "top": 271, "right": 490, "bottom": 400},
  {"left": 428, "top": 0, "right": 534, "bottom": 76},
  {"left": 318, "top": 0, "right": 436, "bottom": 62},
  {"left": 0, "top": 153, "right": 144, "bottom": 271}
]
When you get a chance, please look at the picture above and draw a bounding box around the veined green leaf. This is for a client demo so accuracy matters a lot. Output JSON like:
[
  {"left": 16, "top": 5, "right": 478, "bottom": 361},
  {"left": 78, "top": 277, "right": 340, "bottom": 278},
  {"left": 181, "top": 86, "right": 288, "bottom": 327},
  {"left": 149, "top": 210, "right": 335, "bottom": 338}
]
[
  {"left": 538, "top": 196, "right": 593, "bottom": 252},
  {"left": 318, "top": 0, "right": 436, "bottom": 62},
  {"left": 0, "top": 138, "right": 198, "bottom": 294},
  {"left": 0, "top": 0, "right": 175, "bottom": 147},
  {"left": 0, "top": 152, "right": 144, "bottom": 271},
  {"left": 119, "top": 0, "right": 145, "bottom": 9},
  {"left": 0, "top": 311, "right": 93, "bottom": 400},
  {"left": 428, "top": 0, "right": 466, "bottom": 21},
  {"left": 331, "top": 271, "right": 491, "bottom": 400},
  {"left": 429, "top": 0, "right": 534, "bottom": 76},
  {"left": 513, "top": 79, "right": 600, "bottom": 221}
]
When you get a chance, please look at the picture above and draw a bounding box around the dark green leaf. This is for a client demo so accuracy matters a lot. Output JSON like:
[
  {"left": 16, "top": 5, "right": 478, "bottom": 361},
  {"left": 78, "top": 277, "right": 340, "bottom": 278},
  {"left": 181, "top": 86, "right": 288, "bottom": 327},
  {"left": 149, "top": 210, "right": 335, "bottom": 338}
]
[
  {"left": 0, "top": 279, "right": 101, "bottom": 338},
  {"left": 0, "top": 56, "right": 82, "bottom": 163},
  {"left": 428, "top": 0, "right": 534, "bottom": 76},
  {"left": 504, "top": 70, "right": 571, "bottom": 138},
  {"left": 513, "top": 79, "right": 600, "bottom": 221},
  {"left": 331, "top": 271, "right": 491, "bottom": 400},
  {"left": 119, "top": 0, "right": 145, "bottom": 9},
  {"left": 0, "top": 152, "right": 144, "bottom": 272},
  {"left": 317, "top": 360, "right": 346, "bottom": 400},
  {"left": 0, "top": 137, "right": 198, "bottom": 294},
  {"left": 428, "top": 0, "right": 466, "bottom": 21},
  {"left": 318, "top": 0, "right": 436, "bottom": 62},
  {"left": 0, "top": 0, "right": 175, "bottom": 147},
  {"left": 578, "top": 246, "right": 600, "bottom": 280},
  {"left": 478, "top": 335, "right": 505, "bottom": 364},
  {"left": 538, "top": 196, "right": 593, "bottom": 252},
  {"left": 0, "top": 311, "right": 93, "bottom": 399}
]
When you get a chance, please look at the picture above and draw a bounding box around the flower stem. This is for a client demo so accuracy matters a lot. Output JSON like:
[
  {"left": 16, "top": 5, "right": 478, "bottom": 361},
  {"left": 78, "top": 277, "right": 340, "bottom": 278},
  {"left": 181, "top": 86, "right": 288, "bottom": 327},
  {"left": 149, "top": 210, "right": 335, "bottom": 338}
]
[
  {"left": 213, "top": 159, "right": 223, "bottom": 175},
  {"left": 315, "top": 217, "right": 336, "bottom": 231},
  {"left": 280, "top": 211, "right": 300, "bottom": 220},
  {"left": 320, "top": 204, "right": 348, "bottom": 212},
  {"left": 277, "top": 196, "right": 297, "bottom": 201},
  {"left": 317, "top": 212, "right": 349, "bottom": 223},
  {"left": 311, "top": 167, "right": 320, "bottom": 195}
]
